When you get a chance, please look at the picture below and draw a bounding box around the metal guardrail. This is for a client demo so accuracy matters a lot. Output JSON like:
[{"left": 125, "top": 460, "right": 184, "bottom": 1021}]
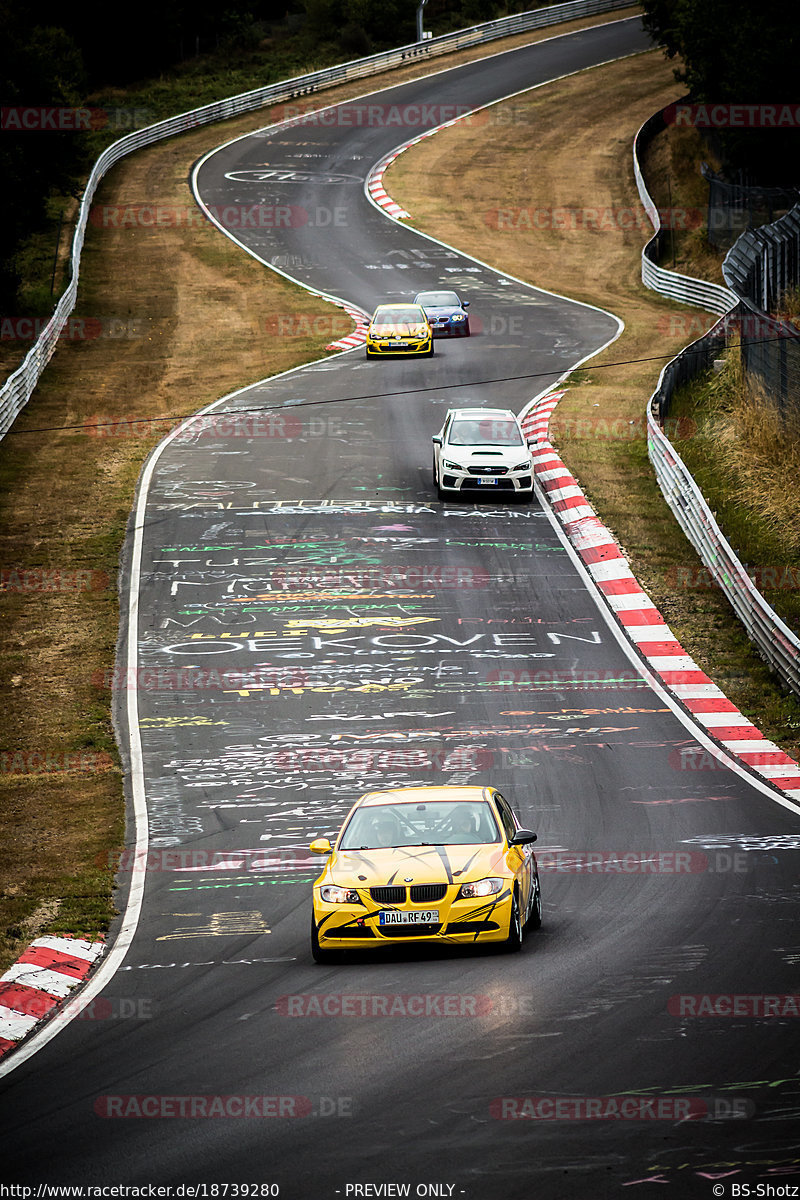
[
  {"left": 721, "top": 207, "right": 800, "bottom": 416},
  {"left": 635, "top": 105, "right": 800, "bottom": 695},
  {"left": 0, "top": 0, "right": 636, "bottom": 442},
  {"left": 647, "top": 391, "right": 800, "bottom": 695},
  {"left": 723, "top": 204, "right": 800, "bottom": 313},
  {"left": 633, "top": 107, "right": 738, "bottom": 314},
  {"left": 701, "top": 163, "right": 799, "bottom": 252}
]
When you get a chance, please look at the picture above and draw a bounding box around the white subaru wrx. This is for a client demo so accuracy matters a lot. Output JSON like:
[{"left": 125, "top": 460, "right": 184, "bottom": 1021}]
[{"left": 432, "top": 407, "right": 535, "bottom": 498}]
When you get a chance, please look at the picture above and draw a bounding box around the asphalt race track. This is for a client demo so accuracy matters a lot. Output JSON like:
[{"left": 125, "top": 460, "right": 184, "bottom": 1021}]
[{"left": 2, "top": 16, "right": 800, "bottom": 1198}]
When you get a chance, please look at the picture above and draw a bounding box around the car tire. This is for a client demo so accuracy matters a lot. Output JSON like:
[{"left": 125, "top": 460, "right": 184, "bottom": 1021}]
[
  {"left": 464, "top": 324, "right": 470, "bottom": 337},
  {"left": 504, "top": 891, "right": 523, "bottom": 952},
  {"left": 526, "top": 880, "right": 542, "bottom": 931},
  {"left": 425, "top": 344, "right": 434, "bottom": 357},
  {"left": 311, "top": 917, "right": 336, "bottom": 964}
]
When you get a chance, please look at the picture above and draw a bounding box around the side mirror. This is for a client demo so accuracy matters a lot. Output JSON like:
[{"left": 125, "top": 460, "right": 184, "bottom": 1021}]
[
  {"left": 310, "top": 838, "right": 333, "bottom": 854},
  {"left": 526, "top": 438, "right": 537, "bottom": 449},
  {"left": 432, "top": 435, "right": 442, "bottom": 445},
  {"left": 462, "top": 300, "right": 470, "bottom": 308},
  {"left": 509, "top": 829, "right": 537, "bottom": 847}
]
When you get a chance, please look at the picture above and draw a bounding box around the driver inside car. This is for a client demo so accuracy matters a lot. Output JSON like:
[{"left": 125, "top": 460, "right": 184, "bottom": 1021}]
[
  {"left": 449, "top": 808, "right": 478, "bottom": 842},
  {"left": 370, "top": 816, "right": 400, "bottom": 847}
]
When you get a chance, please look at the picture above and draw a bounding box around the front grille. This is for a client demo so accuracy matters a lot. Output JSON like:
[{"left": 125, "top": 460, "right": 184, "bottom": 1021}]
[
  {"left": 379, "top": 923, "right": 443, "bottom": 938},
  {"left": 410, "top": 884, "right": 447, "bottom": 903},
  {"left": 468, "top": 464, "right": 508, "bottom": 476},
  {"left": 370, "top": 886, "right": 406, "bottom": 903}
]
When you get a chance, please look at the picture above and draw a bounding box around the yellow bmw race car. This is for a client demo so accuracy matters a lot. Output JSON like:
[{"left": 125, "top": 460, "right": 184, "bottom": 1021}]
[
  {"left": 365, "top": 303, "right": 434, "bottom": 357},
  {"left": 309, "top": 785, "right": 541, "bottom": 961}
]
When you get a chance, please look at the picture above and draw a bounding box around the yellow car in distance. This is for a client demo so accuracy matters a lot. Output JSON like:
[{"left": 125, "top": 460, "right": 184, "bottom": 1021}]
[
  {"left": 365, "top": 303, "right": 434, "bottom": 357},
  {"left": 310, "top": 785, "right": 541, "bottom": 961}
]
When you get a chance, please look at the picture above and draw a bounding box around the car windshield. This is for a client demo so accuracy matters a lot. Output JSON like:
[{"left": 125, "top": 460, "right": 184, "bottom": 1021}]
[
  {"left": 339, "top": 801, "right": 501, "bottom": 849},
  {"left": 373, "top": 308, "right": 424, "bottom": 326},
  {"left": 448, "top": 418, "right": 523, "bottom": 447},
  {"left": 417, "top": 292, "right": 460, "bottom": 307}
]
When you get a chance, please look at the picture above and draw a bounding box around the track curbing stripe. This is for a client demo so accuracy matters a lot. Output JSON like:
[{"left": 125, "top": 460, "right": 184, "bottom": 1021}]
[{"left": 520, "top": 388, "right": 800, "bottom": 802}]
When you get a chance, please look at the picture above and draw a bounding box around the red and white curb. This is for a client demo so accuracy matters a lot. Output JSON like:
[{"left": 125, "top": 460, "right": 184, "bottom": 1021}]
[
  {"left": 365, "top": 112, "right": 473, "bottom": 222},
  {"left": 522, "top": 389, "right": 800, "bottom": 800},
  {"left": 0, "top": 935, "right": 106, "bottom": 1058},
  {"left": 323, "top": 299, "right": 371, "bottom": 351},
  {"left": 367, "top": 152, "right": 411, "bottom": 220}
]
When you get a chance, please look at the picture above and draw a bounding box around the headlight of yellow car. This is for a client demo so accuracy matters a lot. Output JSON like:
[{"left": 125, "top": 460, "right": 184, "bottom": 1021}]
[
  {"left": 456, "top": 877, "right": 505, "bottom": 899},
  {"left": 320, "top": 885, "right": 362, "bottom": 904}
]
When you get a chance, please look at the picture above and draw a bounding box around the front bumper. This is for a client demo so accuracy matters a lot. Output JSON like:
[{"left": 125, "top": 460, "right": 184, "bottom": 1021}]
[
  {"left": 366, "top": 335, "right": 432, "bottom": 356},
  {"left": 313, "top": 884, "right": 513, "bottom": 949},
  {"left": 429, "top": 319, "right": 468, "bottom": 338},
  {"left": 439, "top": 468, "right": 533, "bottom": 494}
]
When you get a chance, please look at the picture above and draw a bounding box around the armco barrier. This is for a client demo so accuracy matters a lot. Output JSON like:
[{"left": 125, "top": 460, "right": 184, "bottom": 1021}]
[
  {"left": 635, "top": 104, "right": 800, "bottom": 695},
  {"left": 632, "top": 106, "right": 738, "bottom": 315},
  {"left": 721, "top": 205, "right": 800, "bottom": 416},
  {"left": 646, "top": 390, "right": 800, "bottom": 694},
  {"left": 0, "top": 0, "right": 636, "bottom": 443}
]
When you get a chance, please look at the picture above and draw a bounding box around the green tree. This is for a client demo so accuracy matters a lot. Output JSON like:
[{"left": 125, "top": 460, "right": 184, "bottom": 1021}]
[
  {"left": 0, "top": 8, "right": 89, "bottom": 305},
  {"left": 642, "top": 0, "right": 800, "bottom": 182}
]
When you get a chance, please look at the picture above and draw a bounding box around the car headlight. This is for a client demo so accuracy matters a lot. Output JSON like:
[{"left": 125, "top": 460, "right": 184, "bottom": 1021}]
[
  {"left": 443, "top": 460, "right": 462, "bottom": 471},
  {"left": 512, "top": 460, "right": 532, "bottom": 472},
  {"left": 457, "top": 877, "right": 504, "bottom": 899},
  {"left": 320, "top": 885, "right": 361, "bottom": 904},
  {"left": 451, "top": 314, "right": 465, "bottom": 321}
]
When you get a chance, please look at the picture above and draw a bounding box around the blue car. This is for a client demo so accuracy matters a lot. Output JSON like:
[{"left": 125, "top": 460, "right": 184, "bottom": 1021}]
[{"left": 413, "top": 290, "right": 470, "bottom": 338}]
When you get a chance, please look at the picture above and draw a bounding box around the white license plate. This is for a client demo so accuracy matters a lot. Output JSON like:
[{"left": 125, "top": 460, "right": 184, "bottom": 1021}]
[
  {"left": 476, "top": 477, "right": 497, "bottom": 485},
  {"left": 389, "top": 340, "right": 408, "bottom": 348},
  {"left": 379, "top": 910, "right": 439, "bottom": 925}
]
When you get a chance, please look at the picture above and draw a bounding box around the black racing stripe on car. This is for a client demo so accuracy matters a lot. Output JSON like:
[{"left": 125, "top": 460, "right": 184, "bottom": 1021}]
[
  {"left": 434, "top": 845, "right": 455, "bottom": 884},
  {"left": 452, "top": 849, "right": 483, "bottom": 877}
]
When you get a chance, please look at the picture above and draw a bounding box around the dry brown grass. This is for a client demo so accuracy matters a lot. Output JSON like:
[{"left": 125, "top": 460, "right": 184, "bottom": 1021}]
[{"left": 677, "top": 350, "right": 800, "bottom": 556}]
